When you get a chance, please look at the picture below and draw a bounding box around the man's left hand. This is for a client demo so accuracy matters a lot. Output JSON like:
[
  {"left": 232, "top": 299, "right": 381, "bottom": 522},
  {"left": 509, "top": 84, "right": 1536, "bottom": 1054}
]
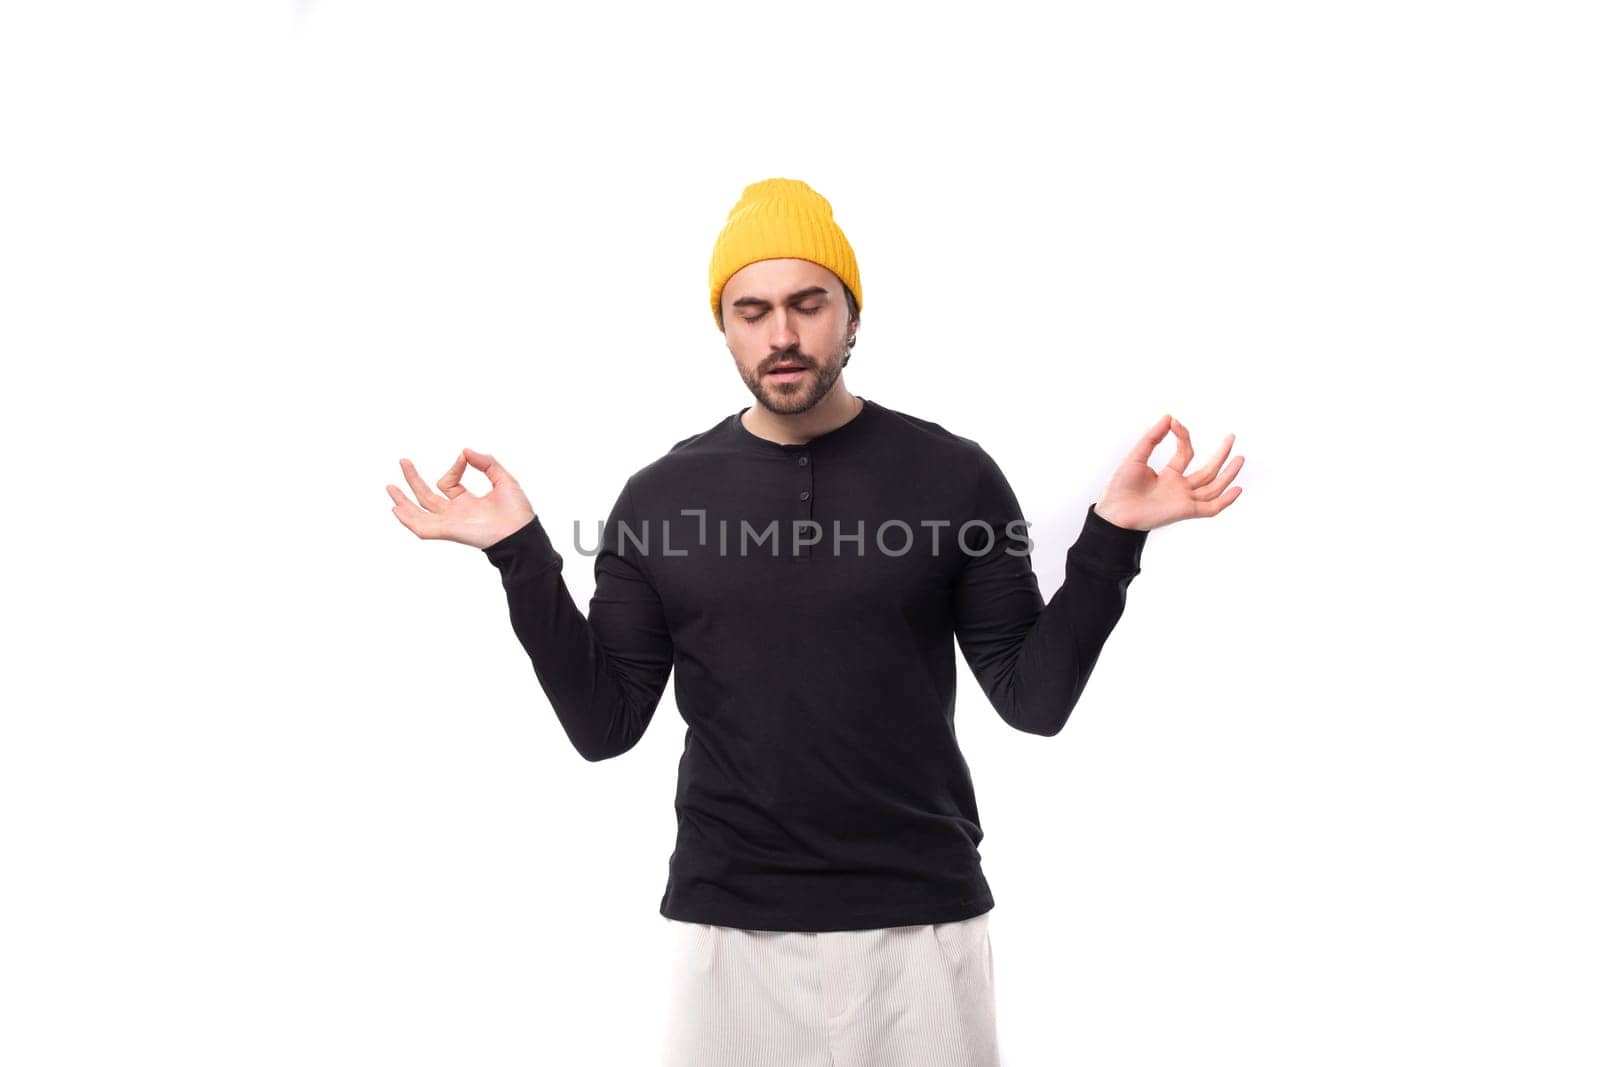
[{"left": 1092, "top": 415, "right": 1243, "bottom": 532}]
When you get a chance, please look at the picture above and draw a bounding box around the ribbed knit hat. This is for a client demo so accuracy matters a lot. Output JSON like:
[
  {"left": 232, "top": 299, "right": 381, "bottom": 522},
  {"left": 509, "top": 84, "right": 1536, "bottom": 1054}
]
[{"left": 708, "top": 177, "right": 863, "bottom": 331}]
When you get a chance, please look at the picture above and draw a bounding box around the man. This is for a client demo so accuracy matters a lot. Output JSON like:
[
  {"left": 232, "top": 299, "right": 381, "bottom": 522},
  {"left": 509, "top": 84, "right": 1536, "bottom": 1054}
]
[{"left": 387, "top": 177, "right": 1243, "bottom": 1066}]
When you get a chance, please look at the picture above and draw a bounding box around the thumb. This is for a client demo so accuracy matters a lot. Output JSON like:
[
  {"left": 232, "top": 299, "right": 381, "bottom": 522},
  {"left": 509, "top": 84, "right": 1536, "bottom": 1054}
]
[{"left": 462, "top": 447, "right": 516, "bottom": 490}]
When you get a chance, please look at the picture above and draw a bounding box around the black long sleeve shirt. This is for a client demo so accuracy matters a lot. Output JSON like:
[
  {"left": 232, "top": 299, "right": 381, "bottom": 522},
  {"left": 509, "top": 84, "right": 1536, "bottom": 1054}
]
[{"left": 482, "top": 397, "right": 1149, "bottom": 932}]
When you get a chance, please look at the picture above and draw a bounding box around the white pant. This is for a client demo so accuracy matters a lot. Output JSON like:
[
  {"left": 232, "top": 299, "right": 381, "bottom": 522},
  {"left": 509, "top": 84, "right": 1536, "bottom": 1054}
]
[{"left": 661, "top": 911, "right": 1000, "bottom": 1067}]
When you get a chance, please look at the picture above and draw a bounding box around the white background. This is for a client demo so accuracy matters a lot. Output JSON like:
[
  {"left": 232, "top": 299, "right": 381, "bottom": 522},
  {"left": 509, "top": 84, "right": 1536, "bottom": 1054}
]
[{"left": 3, "top": 1, "right": 1596, "bottom": 1064}]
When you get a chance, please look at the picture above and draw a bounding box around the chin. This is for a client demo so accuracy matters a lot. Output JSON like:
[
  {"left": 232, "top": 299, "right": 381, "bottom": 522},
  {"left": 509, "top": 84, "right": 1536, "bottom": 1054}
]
[{"left": 761, "top": 390, "right": 822, "bottom": 415}]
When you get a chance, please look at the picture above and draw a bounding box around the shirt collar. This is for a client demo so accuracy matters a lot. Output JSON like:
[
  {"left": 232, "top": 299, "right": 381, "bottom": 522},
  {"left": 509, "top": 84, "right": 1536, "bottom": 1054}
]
[{"left": 726, "top": 397, "right": 882, "bottom": 455}]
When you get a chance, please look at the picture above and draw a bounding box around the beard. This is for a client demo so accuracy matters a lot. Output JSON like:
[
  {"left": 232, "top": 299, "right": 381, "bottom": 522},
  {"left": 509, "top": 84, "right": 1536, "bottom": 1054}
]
[{"left": 739, "top": 335, "right": 853, "bottom": 416}]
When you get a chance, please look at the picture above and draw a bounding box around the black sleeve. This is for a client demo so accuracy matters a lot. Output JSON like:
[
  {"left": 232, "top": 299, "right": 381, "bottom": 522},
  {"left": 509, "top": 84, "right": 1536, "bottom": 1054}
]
[
  {"left": 482, "top": 479, "right": 675, "bottom": 761},
  {"left": 953, "top": 449, "right": 1149, "bottom": 736}
]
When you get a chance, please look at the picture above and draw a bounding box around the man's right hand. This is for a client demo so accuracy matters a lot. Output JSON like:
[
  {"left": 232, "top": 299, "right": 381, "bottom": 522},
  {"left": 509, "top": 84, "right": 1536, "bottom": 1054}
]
[{"left": 387, "top": 447, "right": 537, "bottom": 550}]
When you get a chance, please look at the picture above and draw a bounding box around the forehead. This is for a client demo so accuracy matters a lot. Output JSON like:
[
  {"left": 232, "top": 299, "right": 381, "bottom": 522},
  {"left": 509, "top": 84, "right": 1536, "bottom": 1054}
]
[{"left": 723, "top": 258, "right": 840, "bottom": 301}]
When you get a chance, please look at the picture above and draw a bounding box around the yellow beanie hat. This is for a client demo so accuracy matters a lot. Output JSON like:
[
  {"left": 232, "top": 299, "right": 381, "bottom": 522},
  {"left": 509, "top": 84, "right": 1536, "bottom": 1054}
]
[{"left": 708, "top": 177, "right": 863, "bottom": 331}]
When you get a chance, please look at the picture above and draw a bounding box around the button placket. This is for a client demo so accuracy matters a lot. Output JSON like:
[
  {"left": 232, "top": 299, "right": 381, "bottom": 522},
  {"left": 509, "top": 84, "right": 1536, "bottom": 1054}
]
[{"left": 798, "top": 452, "right": 814, "bottom": 560}]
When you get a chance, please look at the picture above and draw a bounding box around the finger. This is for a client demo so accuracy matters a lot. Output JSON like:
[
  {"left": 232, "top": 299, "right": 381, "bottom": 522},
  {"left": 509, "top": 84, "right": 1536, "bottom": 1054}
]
[
  {"left": 1124, "top": 414, "right": 1173, "bottom": 466},
  {"left": 1185, "top": 433, "right": 1236, "bottom": 488},
  {"left": 387, "top": 484, "right": 442, "bottom": 538},
  {"left": 1164, "top": 417, "right": 1195, "bottom": 475},
  {"left": 399, "top": 457, "right": 450, "bottom": 513},
  {"left": 1198, "top": 484, "right": 1243, "bottom": 517},
  {"left": 1193, "top": 455, "right": 1245, "bottom": 502},
  {"left": 436, "top": 449, "right": 472, "bottom": 500},
  {"left": 462, "top": 447, "right": 517, "bottom": 490}
]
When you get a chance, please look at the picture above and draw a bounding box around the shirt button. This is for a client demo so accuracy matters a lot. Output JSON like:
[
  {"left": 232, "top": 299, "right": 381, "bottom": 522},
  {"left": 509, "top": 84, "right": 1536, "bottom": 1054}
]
[
  {"left": 798, "top": 456, "right": 809, "bottom": 466},
  {"left": 800, "top": 490, "right": 811, "bottom": 501}
]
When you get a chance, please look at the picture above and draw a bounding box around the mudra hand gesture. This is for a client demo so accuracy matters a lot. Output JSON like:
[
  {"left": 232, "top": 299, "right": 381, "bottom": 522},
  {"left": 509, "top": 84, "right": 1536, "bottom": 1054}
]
[
  {"left": 386, "top": 447, "right": 536, "bottom": 549},
  {"left": 1093, "top": 415, "right": 1243, "bottom": 533}
]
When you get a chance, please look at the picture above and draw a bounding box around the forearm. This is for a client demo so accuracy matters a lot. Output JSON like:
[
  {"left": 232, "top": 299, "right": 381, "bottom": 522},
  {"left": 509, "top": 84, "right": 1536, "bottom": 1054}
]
[
  {"left": 962, "top": 504, "right": 1148, "bottom": 736},
  {"left": 485, "top": 517, "right": 671, "bottom": 762}
]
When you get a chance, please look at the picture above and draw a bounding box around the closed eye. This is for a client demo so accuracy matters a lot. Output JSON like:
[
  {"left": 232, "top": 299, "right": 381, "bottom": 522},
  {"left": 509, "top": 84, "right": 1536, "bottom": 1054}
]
[{"left": 742, "top": 307, "right": 822, "bottom": 324}]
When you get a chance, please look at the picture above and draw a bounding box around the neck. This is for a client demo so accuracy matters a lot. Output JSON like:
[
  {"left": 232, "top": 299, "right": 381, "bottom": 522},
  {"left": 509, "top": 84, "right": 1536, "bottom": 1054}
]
[{"left": 741, "top": 385, "right": 862, "bottom": 446}]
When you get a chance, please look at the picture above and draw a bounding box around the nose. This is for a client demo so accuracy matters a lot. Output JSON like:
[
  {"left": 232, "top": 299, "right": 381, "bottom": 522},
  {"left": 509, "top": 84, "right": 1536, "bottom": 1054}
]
[{"left": 767, "top": 307, "right": 799, "bottom": 352}]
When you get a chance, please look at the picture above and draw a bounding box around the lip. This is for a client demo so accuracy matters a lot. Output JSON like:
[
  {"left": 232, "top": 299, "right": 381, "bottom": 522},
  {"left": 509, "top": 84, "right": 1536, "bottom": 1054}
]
[{"left": 768, "top": 365, "right": 808, "bottom": 376}]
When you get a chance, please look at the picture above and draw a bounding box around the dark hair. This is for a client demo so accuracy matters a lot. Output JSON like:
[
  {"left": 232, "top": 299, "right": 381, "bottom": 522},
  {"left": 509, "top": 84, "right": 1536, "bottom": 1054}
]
[{"left": 718, "top": 281, "right": 861, "bottom": 349}]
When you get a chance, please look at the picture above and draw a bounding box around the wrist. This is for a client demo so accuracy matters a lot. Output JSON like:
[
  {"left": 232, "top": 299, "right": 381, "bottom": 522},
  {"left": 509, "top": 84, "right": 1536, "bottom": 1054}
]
[{"left": 1092, "top": 501, "right": 1141, "bottom": 531}]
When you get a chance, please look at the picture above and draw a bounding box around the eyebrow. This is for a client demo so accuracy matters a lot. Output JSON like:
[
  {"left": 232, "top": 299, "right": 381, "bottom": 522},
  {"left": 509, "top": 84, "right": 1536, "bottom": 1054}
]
[{"left": 730, "top": 286, "right": 831, "bottom": 311}]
